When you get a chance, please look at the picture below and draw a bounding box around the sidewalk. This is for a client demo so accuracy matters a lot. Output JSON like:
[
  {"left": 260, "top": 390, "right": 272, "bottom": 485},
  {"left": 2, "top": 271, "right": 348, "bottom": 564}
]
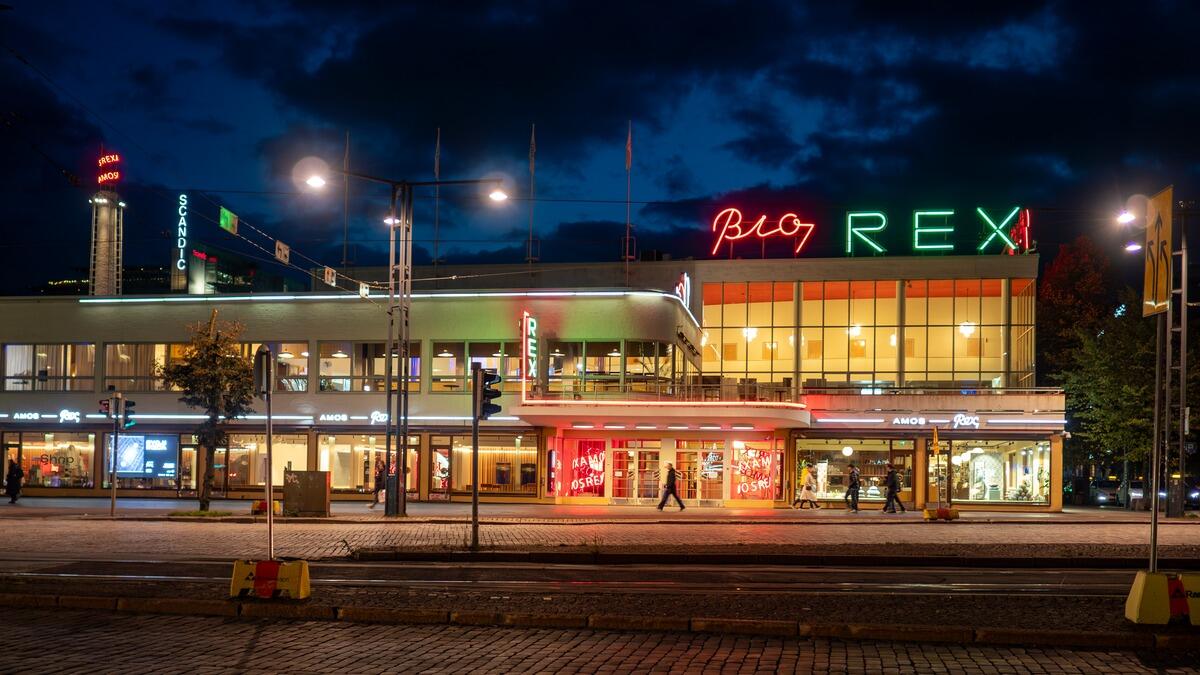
[{"left": 0, "top": 497, "right": 1191, "bottom": 525}]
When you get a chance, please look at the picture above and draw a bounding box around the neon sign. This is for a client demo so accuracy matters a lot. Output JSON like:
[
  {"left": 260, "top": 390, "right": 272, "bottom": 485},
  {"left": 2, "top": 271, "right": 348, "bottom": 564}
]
[
  {"left": 175, "top": 194, "right": 189, "bottom": 272},
  {"left": 97, "top": 152, "right": 121, "bottom": 185},
  {"left": 717, "top": 205, "right": 1028, "bottom": 257},
  {"left": 97, "top": 171, "right": 120, "bottom": 185},
  {"left": 674, "top": 273, "right": 691, "bottom": 306},
  {"left": 710, "top": 208, "right": 815, "bottom": 256},
  {"left": 98, "top": 153, "right": 120, "bottom": 167},
  {"left": 522, "top": 311, "right": 538, "bottom": 400}
]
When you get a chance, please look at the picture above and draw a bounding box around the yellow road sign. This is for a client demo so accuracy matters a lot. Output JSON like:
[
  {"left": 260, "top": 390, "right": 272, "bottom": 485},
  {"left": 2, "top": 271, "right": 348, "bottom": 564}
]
[{"left": 1143, "top": 186, "right": 1173, "bottom": 316}]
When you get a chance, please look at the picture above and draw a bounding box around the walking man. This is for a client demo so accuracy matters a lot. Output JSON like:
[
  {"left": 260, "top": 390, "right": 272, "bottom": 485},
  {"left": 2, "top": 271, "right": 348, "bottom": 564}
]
[
  {"left": 883, "top": 462, "right": 906, "bottom": 513},
  {"left": 657, "top": 462, "right": 685, "bottom": 511},
  {"left": 844, "top": 462, "right": 860, "bottom": 513}
]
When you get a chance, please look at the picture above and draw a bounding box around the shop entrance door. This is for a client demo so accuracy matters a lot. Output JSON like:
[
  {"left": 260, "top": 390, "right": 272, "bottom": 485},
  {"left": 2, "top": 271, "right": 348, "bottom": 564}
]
[
  {"left": 890, "top": 441, "right": 915, "bottom": 507},
  {"left": 430, "top": 442, "right": 451, "bottom": 500},
  {"left": 4, "top": 440, "right": 20, "bottom": 489},
  {"left": 613, "top": 450, "right": 660, "bottom": 501},
  {"left": 178, "top": 444, "right": 198, "bottom": 495},
  {"left": 675, "top": 452, "right": 698, "bottom": 500}
]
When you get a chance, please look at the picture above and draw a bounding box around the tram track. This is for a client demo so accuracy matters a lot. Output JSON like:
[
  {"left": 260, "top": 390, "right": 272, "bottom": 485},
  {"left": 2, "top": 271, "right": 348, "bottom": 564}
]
[{"left": 0, "top": 557, "right": 1133, "bottom": 598}]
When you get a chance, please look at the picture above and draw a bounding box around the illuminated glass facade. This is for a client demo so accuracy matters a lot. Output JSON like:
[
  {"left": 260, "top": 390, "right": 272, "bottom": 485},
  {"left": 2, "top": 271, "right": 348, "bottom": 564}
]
[{"left": 702, "top": 278, "right": 1034, "bottom": 390}]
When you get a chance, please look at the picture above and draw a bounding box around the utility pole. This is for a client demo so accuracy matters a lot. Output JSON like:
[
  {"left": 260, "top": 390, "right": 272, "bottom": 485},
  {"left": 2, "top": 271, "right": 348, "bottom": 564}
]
[
  {"left": 109, "top": 392, "right": 121, "bottom": 517},
  {"left": 470, "top": 363, "right": 481, "bottom": 551}
]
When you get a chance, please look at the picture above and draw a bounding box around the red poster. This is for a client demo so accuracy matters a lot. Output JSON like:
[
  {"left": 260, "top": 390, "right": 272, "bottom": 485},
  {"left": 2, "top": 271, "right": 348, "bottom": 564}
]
[{"left": 733, "top": 448, "right": 777, "bottom": 499}]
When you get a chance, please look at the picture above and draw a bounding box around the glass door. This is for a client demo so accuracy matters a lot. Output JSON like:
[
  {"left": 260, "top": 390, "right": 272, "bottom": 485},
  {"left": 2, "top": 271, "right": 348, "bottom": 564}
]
[
  {"left": 675, "top": 452, "right": 698, "bottom": 499},
  {"left": 890, "top": 440, "right": 915, "bottom": 507},
  {"left": 4, "top": 438, "right": 20, "bottom": 492},
  {"left": 430, "top": 441, "right": 451, "bottom": 500},
  {"left": 612, "top": 450, "right": 635, "bottom": 498},
  {"left": 178, "top": 444, "right": 197, "bottom": 494},
  {"left": 636, "top": 451, "right": 660, "bottom": 499}
]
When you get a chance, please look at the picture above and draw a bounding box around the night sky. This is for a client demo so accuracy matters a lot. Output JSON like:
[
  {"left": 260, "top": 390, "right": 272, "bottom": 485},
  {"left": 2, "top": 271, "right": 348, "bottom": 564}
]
[{"left": 1, "top": 1, "right": 1196, "bottom": 294}]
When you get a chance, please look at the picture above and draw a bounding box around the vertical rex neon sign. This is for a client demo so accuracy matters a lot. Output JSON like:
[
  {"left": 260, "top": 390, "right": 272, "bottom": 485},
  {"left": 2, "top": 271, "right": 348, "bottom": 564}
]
[
  {"left": 845, "top": 212, "right": 886, "bottom": 254},
  {"left": 521, "top": 311, "right": 538, "bottom": 403},
  {"left": 913, "top": 210, "right": 955, "bottom": 251}
]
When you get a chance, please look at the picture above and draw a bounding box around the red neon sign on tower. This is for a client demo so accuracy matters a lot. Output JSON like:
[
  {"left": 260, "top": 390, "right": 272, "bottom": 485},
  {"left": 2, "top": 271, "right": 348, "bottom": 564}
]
[
  {"left": 710, "top": 207, "right": 815, "bottom": 255},
  {"left": 97, "top": 152, "right": 121, "bottom": 185}
]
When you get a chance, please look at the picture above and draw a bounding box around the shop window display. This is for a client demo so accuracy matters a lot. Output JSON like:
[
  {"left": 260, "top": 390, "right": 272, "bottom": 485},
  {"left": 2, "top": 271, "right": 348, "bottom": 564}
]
[
  {"left": 948, "top": 439, "right": 1050, "bottom": 504},
  {"left": 5, "top": 432, "right": 94, "bottom": 488},
  {"left": 558, "top": 438, "right": 605, "bottom": 497},
  {"left": 795, "top": 438, "right": 893, "bottom": 501},
  {"left": 450, "top": 433, "right": 536, "bottom": 494},
  {"left": 225, "top": 434, "right": 308, "bottom": 488},
  {"left": 102, "top": 433, "right": 189, "bottom": 489},
  {"left": 731, "top": 439, "right": 782, "bottom": 500},
  {"left": 318, "top": 434, "right": 417, "bottom": 492}
]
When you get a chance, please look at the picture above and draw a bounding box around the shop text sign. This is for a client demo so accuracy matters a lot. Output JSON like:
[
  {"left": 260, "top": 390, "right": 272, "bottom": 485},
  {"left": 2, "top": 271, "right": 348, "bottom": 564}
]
[
  {"left": 175, "top": 194, "right": 189, "bottom": 272},
  {"left": 522, "top": 311, "right": 538, "bottom": 399},
  {"left": 710, "top": 205, "right": 1028, "bottom": 257},
  {"left": 9, "top": 410, "right": 80, "bottom": 423},
  {"left": 890, "top": 413, "right": 980, "bottom": 429}
]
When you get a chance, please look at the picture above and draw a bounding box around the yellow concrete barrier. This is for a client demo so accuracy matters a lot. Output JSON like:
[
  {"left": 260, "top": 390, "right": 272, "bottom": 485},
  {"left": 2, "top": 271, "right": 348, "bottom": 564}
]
[
  {"left": 250, "top": 500, "right": 282, "bottom": 515},
  {"left": 1125, "top": 570, "right": 1171, "bottom": 624},
  {"left": 922, "top": 507, "right": 959, "bottom": 521},
  {"left": 230, "top": 560, "right": 310, "bottom": 600}
]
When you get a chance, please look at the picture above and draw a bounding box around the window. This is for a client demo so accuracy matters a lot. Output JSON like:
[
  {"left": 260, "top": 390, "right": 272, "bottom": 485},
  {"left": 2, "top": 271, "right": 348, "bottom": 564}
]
[
  {"left": 106, "top": 343, "right": 217, "bottom": 392},
  {"left": 449, "top": 433, "right": 536, "bottom": 494},
  {"left": 947, "top": 439, "right": 1051, "bottom": 504},
  {"left": 317, "top": 434, "right": 417, "bottom": 492},
  {"left": 731, "top": 439, "right": 782, "bottom": 500},
  {"left": 584, "top": 342, "right": 621, "bottom": 392},
  {"left": 319, "top": 342, "right": 419, "bottom": 392},
  {"left": 224, "top": 434, "right": 308, "bottom": 488},
  {"left": 675, "top": 440, "right": 724, "bottom": 500},
  {"left": 903, "top": 279, "right": 1005, "bottom": 388},
  {"left": 5, "top": 344, "right": 95, "bottom": 391},
  {"left": 557, "top": 438, "right": 605, "bottom": 497},
  {"left": 240, "top": 342, "right": 309, "bottom": 392},
  {"left": 795, "top": 438, "right": 893, "bottom": 501},
  {"left": 102, "top": 433, "right": 189, "bottom": 489},
  {"left": 5, "top": 432, "right": 94, "bottom": 488},
  {"left": 432, "top": 342, "right": 466, "bottom": 392},
  {"left": 547, "top": 341, "right": 583, "bottom": 393}
]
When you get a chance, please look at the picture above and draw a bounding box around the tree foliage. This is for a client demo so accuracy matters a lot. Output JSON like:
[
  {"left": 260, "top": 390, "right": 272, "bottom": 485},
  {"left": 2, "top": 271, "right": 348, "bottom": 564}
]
[
  {"left": 159, "top": 312, "right": 254, "bottom": 511},
  {"left": 1037, "top": 235, "right": 1115, "bottom": 386},
  {"left": 1060, "top": 289, "right": 1155, "bottom": 468}
]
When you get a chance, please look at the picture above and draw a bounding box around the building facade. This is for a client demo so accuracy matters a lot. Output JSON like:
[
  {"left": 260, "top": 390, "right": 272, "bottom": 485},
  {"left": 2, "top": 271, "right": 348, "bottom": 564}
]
[{"left": 0, "top": 255, "right": 1064, "bottom": 511}]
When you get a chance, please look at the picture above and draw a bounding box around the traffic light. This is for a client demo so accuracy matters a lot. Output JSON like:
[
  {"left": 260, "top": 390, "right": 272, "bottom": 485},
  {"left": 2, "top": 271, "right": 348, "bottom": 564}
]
[
  {"left": 477, "top": 369, "right": 502, "bottom": 420},
  {"left": 121, "top": 399, "right": 137, "bottom": 429}
]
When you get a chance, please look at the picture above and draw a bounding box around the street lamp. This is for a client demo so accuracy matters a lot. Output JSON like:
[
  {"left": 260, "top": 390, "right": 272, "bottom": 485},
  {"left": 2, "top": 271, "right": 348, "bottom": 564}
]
[
  {"left": 307, "top": 168, "right": 507, "bottom": 517},
  {"left": 1117, "top": 210, "right": 1137, "bottom": 224}
]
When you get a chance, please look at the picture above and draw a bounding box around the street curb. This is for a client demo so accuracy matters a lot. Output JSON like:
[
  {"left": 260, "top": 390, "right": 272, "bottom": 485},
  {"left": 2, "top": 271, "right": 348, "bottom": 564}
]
[
  {"left": 352, "top": 548, "right": 1200, "bottom": 570},
  {"left": 0, "top": 592, "right": 1192, "bottom": 650}
]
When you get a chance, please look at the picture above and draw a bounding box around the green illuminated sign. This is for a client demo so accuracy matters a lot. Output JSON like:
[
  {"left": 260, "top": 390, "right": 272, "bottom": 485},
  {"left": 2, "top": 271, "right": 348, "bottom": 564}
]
[
  {"left": 976, "top": 206, "right": 1020, "bottom": 252},
  {"left": 846, "top": 212, "right": 887, "bottom": 255},
  {"left": 912, "top": 210, "right": 955, "bottom": 251},
  {"left": 219, "top": 206, "right": 239, "bottom": 235}
]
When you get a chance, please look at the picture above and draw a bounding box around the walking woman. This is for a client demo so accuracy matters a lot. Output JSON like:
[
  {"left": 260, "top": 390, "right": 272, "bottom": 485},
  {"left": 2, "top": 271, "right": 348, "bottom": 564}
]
[
  {"left": 792, "top": 462, "right": 821, "bottom": 509},
  {"left": 5, "top": 460, "right": 23, "bottom": 505},
  {"left": 369, "top": 457, "right": 386, "bottom": 509}
]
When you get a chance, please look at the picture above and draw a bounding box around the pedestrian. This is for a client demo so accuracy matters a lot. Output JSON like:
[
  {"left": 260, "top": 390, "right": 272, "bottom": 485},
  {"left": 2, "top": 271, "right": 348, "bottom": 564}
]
[
  {"left": 369, "top": 458, "right": 385, "bottom": 509},
  {"left": 656, "top": 462, "right": 685, "bottom": 511},
  {"left": 5, "top": 460, "right": 23, "bottom": 505},
  {"left": 883, "top": 462, "right": 906, "bottom": 513},
  {"left": 844, "top": 462, "right": 861, "bottom": 513},
  {"left": 792, "top": 462, "right": 821, "bottom": 509}
]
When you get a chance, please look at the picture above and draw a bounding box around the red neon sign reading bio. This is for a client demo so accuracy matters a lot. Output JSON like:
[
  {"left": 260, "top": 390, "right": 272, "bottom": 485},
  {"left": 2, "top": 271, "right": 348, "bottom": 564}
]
[{"left": 711, "top": 207, "right": 815, "bottom": 255}]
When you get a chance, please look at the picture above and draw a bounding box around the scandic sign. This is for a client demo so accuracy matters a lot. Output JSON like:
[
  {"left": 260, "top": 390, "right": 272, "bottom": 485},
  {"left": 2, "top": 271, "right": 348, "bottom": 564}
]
[{"left": 710, "top": 206, "right": 1029, "bottom": 256}]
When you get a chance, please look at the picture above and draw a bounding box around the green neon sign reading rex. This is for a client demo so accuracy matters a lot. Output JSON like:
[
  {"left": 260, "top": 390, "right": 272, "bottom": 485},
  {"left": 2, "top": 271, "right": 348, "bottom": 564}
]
[{"left": 844, "top": 206, "right": 1023, "bottom": 255}]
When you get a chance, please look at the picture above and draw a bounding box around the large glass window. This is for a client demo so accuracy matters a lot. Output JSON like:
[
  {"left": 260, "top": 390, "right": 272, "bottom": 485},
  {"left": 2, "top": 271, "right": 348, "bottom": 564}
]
[
  {"left": 102, "top": 433, "right": 188, "bottom": 489},
  {"left": 547, "top": 341, "right": 583, "bottom": 393},
  {"left": 584, "top": 341, "right": 621, "bottom": 392},
  {"left": 676, "top": 439, "right": 724, "bottom": 500},
  {"left": 450, "top": 433, "right": 536, "bottom": 494},
  {"left": 702, "top": 282, "right": 796, "bottom": 400},
  {"left": 795, "top": 438, "right": 897, "bottom": 501},
  {"left": 5, "top": 344, "right": 95, "bottom": 391},
  {"left": 1010, "top": 279, "right": 1035, "bottom": 387},
  {"left": 948, "top": 439, "right": 1051, "bottom": 504},
  {"left": 557, "top": 438, "right": 605, "bottom": 497},
  {"left": 319, "top": 342, "right": 419, "bottom": 392},
  {"left": 240, "top": 342, "right": 309, "bottom": 392},
  {"left": 225, "top": 434, "right": 308, "bottom": 488},
  {"left": 317, "top": 434, "right": 417, "bottom": 492},
  {"left": 5, "top": 432, "right": 95, "bottom": 488},
  {"left": 432, "top": 342, "right": 466, "bottom": 392},
  {"left": 104, "top": 343, "right": 185, "bottom": 391},
  {"left": 903, "top": 279, "right": 1005, "bottom": 389},
  {"left": 731, "top": 439, "right": 782, "bottom": 500}
]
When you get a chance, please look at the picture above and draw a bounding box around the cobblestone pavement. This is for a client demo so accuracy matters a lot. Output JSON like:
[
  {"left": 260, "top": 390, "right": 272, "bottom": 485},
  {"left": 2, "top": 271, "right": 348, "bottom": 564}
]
[
  {"left": 0, "top": 609, "right": 1195, "bottom": 675},
  {"left": 0, "top": 518, "right": 1197, "bottom": 560}
]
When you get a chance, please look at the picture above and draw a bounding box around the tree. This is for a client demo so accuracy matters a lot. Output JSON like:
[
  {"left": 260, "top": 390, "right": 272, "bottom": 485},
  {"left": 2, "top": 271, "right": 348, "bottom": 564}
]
[
  {"left": 160, "top": 311, "right": 254, "bottom": 511},
  {"left": 1060, "top": 288, "right": 1156, "bottom": 472},
  {"left": 1037, "top": 235, "right": 1115, "bottom": 386}
]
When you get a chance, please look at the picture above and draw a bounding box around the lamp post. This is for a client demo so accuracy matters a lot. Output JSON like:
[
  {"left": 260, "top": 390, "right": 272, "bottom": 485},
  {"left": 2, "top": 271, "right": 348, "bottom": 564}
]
[{"left": 309, "top": 169, "right": 507, "bottom": 516}]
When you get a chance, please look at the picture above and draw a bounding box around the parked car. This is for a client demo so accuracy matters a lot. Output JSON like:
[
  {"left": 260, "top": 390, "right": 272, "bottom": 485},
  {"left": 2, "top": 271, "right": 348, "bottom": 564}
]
[
  {"left": 1186, "top": 478, "right": 1200, "bottom": 509},
  {"left": 1090, "top": 479, "right": 1120, "bottom": 506},
  {"left": 1119, "top": 479, "right": 1145, "bottom": 506}
]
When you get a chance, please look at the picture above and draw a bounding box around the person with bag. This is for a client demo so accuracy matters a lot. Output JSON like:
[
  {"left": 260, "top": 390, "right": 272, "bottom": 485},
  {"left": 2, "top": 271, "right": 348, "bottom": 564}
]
[
  {"left": 656, "top": 462, "right": 685, "bottom": 511},
  {"left": 883, "top": 463, "right": 906, "bottom": 513},
  {"left": 369, "top": 458, "right": 386, "bottom": 509},
  {"left": 844, "top": 462, "right": 861, "bottom": 513},
  {"left": 792, "top": 461, "right": 821, "bottom": 509}
]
